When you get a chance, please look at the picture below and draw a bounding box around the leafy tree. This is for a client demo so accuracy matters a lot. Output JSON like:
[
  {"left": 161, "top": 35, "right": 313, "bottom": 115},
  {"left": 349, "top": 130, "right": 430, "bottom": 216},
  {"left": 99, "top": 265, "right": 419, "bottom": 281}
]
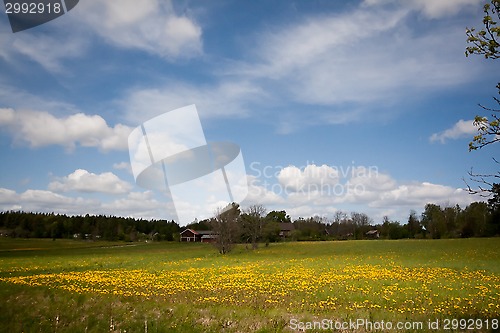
[
  {"left": 293, "top": 216, "right": 326, "bottom": 240},
  {"left": 406, "top": 210, "right": 422, "bottom": 238},
  {"left": 262, "top": 220, "right": 281, "bottom": 244},
  {"left": 240, "top": 204, "right": 267, "bottom": 249},
  {"left": 443, "top": 205, "right": 461, "bottom": 237},
  {"left": 263, "top": 210, "right": 291, "bottom": 243},
  {"left": 380, "top": 216, "right": 407, "bottom": 240},
  {"left": 487, "top": 184, "right": 500, "bottom": 233},
  {"left": 469, "top": 110, "right": 500, "bottom": 151},
  {"left": 266, "top": 210, "right": 291, "bottom": 224},
  {"left": 466, "top": 0, "right": 500, "bottom": 60},
  {"left": 185, "top": 218, "right": 211, "bottom": 231},
  {"left": 461, "top": 202, "right": 490, "bottom": 237},
  {"left": 465, "top": 0, "right": 500, "bottom": 196},
  {"left": 488, "top": 183, "right": 500, "bottom": 211},
  {"left": 422, "top": 204, "right": 446, "bottom": 239}
]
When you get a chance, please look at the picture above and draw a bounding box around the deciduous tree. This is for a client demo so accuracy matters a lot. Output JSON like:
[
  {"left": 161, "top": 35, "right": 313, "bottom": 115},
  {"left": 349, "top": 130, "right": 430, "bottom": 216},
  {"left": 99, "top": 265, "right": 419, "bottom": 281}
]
[
  {"left": 210, "top": 203, "right": 241, "bottom": 254},
  {"left": 240, "top": 204, "right": 267, "bottom": 249},
  {"left": 465, "top": 0, "right": 500, "bottom": 196}
]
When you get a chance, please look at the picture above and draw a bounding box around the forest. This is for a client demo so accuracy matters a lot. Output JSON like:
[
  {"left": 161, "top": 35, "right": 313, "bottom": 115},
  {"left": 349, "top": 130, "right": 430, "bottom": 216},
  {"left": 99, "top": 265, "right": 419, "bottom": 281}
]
[{"left": 0, "top": 212, "right": 180, "bottom": 242}]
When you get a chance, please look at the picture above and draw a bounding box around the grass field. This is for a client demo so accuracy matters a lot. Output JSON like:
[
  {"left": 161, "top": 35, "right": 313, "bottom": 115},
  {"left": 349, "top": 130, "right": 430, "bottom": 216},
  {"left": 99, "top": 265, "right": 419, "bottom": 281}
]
[{"left": 0, "top": 238, "right": 499, "bottom": 332}]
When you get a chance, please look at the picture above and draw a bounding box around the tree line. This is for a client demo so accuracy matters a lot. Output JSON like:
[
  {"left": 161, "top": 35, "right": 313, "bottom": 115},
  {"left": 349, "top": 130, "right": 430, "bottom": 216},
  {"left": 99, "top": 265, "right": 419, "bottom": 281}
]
[
  {"left": 191, "top": 198, "right": 500, "bottom": 254},
  {"left": 0, "top": 211, "right": 180, "bottom": 241}
]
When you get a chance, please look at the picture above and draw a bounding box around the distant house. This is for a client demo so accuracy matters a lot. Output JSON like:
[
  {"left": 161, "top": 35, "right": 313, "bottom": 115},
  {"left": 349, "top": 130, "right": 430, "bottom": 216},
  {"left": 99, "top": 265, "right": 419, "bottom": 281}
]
[
  {"left": 279, "top": 223, "right": 295, "bottom": 238},
  {"left": 366, "top": 229, "right": 380, "bottom": 239},
  {"left": 180, "top": 229, "right": 217, "bottom": 243},
  {"left": 180, "top": 229, "right": 199, "bottom": 242}
]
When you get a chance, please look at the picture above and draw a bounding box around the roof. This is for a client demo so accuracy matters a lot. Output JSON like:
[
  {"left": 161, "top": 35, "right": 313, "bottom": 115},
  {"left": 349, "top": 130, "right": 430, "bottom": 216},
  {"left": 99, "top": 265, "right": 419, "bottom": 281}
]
[
  {"left": 366, "top": 230, "right": 379, "bottom": 235},
  {"left": 180, "top": 228, "right": 198, "bottom": 235},
  {"left": 180, "top": 229, "right": 216, "bottom": 235},
  {"left": 280, "top": 223, "right": 295, "bottom": 231},
  {"left": 197, "top": 230, "right": 216, "bottom": 235}
]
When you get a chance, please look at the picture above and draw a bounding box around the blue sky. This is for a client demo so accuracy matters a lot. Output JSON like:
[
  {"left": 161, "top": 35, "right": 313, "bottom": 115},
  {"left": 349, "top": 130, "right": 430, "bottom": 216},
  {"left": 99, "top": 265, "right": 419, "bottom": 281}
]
[{"left": 0, "top": 0, "right": 498, "bottom": 225}]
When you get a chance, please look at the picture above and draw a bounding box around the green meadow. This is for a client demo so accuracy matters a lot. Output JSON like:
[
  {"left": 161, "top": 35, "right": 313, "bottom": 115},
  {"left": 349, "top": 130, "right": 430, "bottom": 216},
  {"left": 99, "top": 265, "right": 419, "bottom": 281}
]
[{"left": 0, "top": 238, "right": 499, "bottom": 332}]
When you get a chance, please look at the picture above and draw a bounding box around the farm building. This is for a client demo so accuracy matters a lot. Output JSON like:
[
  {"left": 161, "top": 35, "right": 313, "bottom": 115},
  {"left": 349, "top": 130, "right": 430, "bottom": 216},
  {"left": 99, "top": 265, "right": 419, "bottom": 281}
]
[
  {"left": 365, "top": 229, "right": 380, "bottom": 239},
  {"left": 180, "top": 229, "right": 218, "bottom": 243},
  {"left": 279, "top": 223, "right": 295, "bottom": 238},
  {"left": 200, "top": 233, "right": 218, "bottom": 243}
]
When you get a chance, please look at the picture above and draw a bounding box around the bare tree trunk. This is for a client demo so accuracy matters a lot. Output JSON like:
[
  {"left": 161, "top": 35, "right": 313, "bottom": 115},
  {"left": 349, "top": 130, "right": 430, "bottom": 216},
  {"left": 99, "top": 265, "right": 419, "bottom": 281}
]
[{"left": 210, "top": 203, "right": 241, "bottom": 254}]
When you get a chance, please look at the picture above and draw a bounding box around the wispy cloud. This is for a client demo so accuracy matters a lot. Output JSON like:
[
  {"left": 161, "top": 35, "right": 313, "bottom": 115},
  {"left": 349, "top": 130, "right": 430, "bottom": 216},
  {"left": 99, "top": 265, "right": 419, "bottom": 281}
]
[
  {"left": 75, "top": 0, "right": 202, "bottom": 59},
  {"left": 113, "top": 162, "right": 132, "bottom": 173},
  {"left": 197, "top": 2, "right": 483, "bottom": 133},
  {"left": 362, "top": 0, "right": 481, "bottom": 19},
  {"left": 2, "top": 0, "right": 480, "bottom": 134},
  {"left": 115, "top": 1, "right": 482, "bottom": 135},
  {"left": 0, "top": 15, "right": 88, "bottom": 74},
  {"left": 244, "top": 7, "right": 473, "bottom": 106},
  {"left": 121, "top": 80, "right": 267, "bottom": 124},
  {"left": 430, "top": 119, "right": 476, "bottom": 143},
  {"left": 0, "top": 0, "right": 203, "bottom": 74},
  {"left": 0, "top": 85, "right": 80, "bottom": 115}
]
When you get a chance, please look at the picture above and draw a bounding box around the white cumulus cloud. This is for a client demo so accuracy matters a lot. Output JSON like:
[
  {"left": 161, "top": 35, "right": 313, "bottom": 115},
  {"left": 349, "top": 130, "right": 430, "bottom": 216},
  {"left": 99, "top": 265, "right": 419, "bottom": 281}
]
[
  {"left": 0, "top": 109, "right": 132, "bottom": 151},
  {"left": 277, "top": 164, "right": 340, "bottom": 192},
  {"left": 100, "top": 191, "right": 167, "bottom": 219},
  {"left": 0, "top": 188, "right": 96, "bottom": 215},
  {"left": 0, "top": 187, "right": 167, "bottom": 219},
  {"left": 48, "top": 169, "right": 132, "bottom": 194},
  {"left": 247, "top": 163, "right": 482, "bottom": 222}
]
